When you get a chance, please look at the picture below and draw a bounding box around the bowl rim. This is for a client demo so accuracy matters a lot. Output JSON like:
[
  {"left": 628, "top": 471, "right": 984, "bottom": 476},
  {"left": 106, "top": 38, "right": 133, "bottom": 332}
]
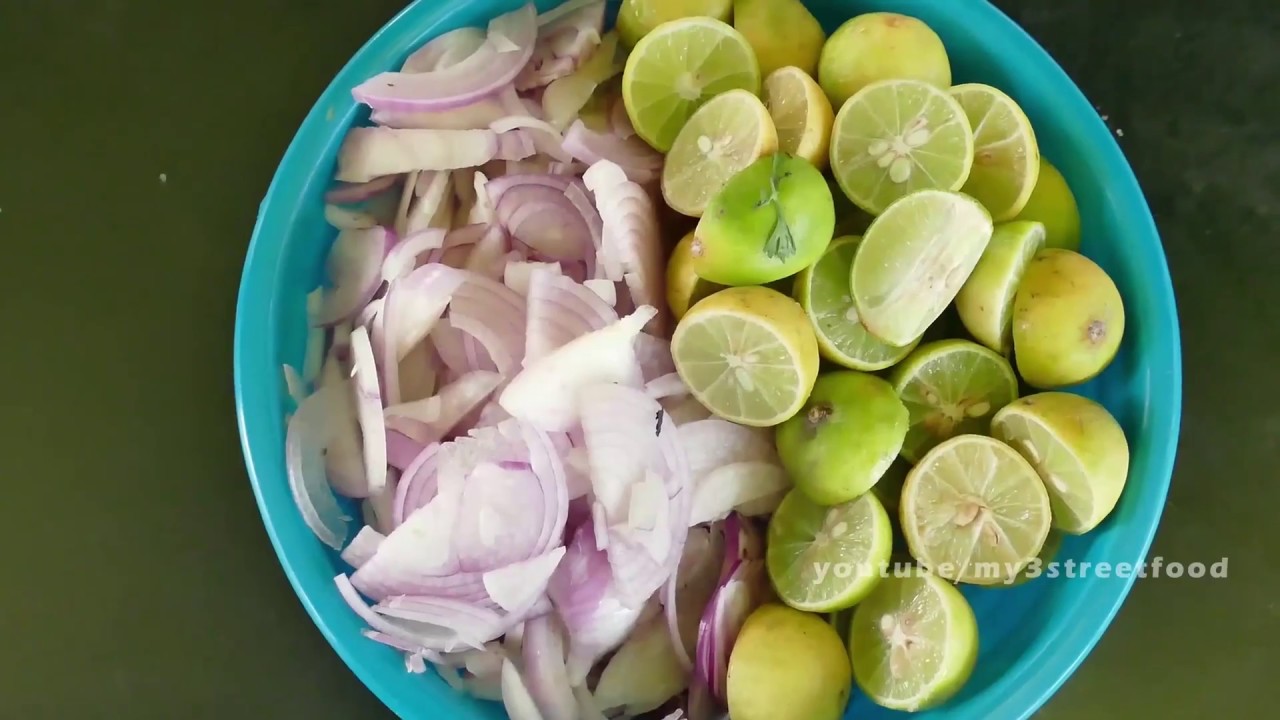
[{"left": 233, "top": 1, "right": 1183, "bottom": 718}]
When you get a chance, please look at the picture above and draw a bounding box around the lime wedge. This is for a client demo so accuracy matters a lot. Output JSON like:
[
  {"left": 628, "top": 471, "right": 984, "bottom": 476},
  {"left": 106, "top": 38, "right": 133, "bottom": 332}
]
[
  {"left": 1013, "top": 158, "right": 1081, "bottom": 251},
  {"left": 991, "top": 392, "right": 1130, "bottom": 534},
  {"left": 666, "top": 231, "right": 724, "bottom": 320},
  {"left": 889, "top": 339, "right": 1019, "bottom": 462},
  {"left": 616, "top": 0, "right": 732, "bottom": 47},
  {"left": 950, "top": 83, "right": 1040, "bottom": 220},
  {"left": 766, "top": 488, "right": 894, "bottom": 612},
  {"left": 850, "top": 190, "right": 994, "bottom": 346},
  {"left": 849, "top": 568, "right": 978, "bottom": 712},
  {"left": 795, "top": 236, "right": 918, "bottom": 370},
  {"left": 622, "top": 17, "right": 761, "bottom": 152},
  {"left": 763, "top": 66, "right": 834, "bottom": 168},
  {"left": 672, "top": 286, "right": 819, "bottom": 427},
  {"left": 900, "top": 434, "right": 1052, "bottom": 585},
  {"left": 954, "top": 220, "right": 1046, "bottom": 355},
  {"left": 830, "top": 79, "right": 974, "bottom": 216},
  {"left": 662, "top": 89, "right": 777, "bottom": 217}
]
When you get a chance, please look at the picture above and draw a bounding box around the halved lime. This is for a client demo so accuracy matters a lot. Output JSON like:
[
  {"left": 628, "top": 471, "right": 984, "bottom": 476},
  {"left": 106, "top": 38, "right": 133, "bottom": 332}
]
[
  {"left": 900, "top": 435, "right": 1051, "bottom": 585},
  {"left": 1011, "top": 528, "right": 1063, "bottom": 585},
  {"left": 954, "top": 220, "right": 1046, "bottom": 355},
  {"left": 766, "top": 488, "right": 894, "bottom": 612},
  {"left": 616, "top": 0, "right": 732, "bottom": 47},
  {"left": 672, "top": 286, "right": 819, "bottom": 427},
  {"left": 850, "top": 190, "right": 994, "bottom": 346},
  {"left": 869, "top": 457, "right": 910, "bottom": 523},
  {"left": 1013, "top": 158, "right": 1081, "bottom": 251},
  {"left": 950, "top": 84, "right": 1040, "bottom": 221},
  {"left": 763, "top": 66, "right": 834, "bottom": 168},
  {"left": 662, "top": 89, "right": 777, "bottom": 217},
  {"left": 794, "top": 236, "right": 918, "bottom": 370},
  {"left": 849, "top": 568, "right": 978, "bottom": 712},
  {"left": 830, "top": 79, "right": 974, "bottom": 216},
  {"left": 622, "top": 17, "right": 761, "bottom": 152},
  {"left": 890, "top": 339, "right": 1019, "bottom": 462},
  {"left": 666, "top": 231, "right": 724, "bottom": 320},
  {"left": 991, "top": 392, "right": 1130, "bottom": 534}
]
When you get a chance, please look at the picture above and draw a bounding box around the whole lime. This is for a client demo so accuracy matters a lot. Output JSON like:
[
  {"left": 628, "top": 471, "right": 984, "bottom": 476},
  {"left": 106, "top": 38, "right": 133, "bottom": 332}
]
[
  {"left": 818, "top": 12, "right": 951, "bottom": 109},
  {"left": 726, "top": 603, "right": 852, "bottom": 720}
]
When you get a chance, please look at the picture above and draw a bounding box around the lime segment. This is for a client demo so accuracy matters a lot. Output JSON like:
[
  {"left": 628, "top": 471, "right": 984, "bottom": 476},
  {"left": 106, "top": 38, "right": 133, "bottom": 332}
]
[
  {"left": 830, "top": 79, "right": 974, "bottom": 216},
  {"left": 954, "top": 220, "right": 1046, "bottom": 355},
  {"left": 622, "top": 17, "right": 761, "bottom": 152},
  {"left": 900, "top": 434, "right": 1052, "bottom": 585},
  {"left": 850, "top": 190, "right": 994, "bottom": 346},
  {"left": 950, "top": 83, "right": 1040, "bottom": 220},
  {"left": 662, "top": 89, "right": 777, "bottom": 217},
  {"left": 889, "top": 339, "right": 1019, "bottom": 462},
  {"left": 849, "top": 569, "right": 978, "bottom": 712},
  {"left": 766, "top": 488, "right": 894, "bottom": 612},
  {"left": 795, "top": 236, "right": 918, "bottom": 370}
]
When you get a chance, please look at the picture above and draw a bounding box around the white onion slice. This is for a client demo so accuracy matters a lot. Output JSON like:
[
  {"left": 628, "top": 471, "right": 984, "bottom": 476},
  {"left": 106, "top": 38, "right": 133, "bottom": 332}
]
[
  {"left": 447, "top": 270, "right": 527, "bottom": 375},
  {"left": 340, "top": 525, "right": 385, "bottom": 569},
  {"left": 504, "top": 260, "right": 562, "bottom": 296},
  {"left": 402, "top": 170, "right": 452, "bottom": 236},
  {"left": 483, "top": 546, "right": 566, "bottom": 613},
  {"left": 325, "top": 174, "right": 400, "bottom": 205},
  {"left": 335, "top": 574, "right": 470, "bottom": 653},
  {"left": 502, "top": 657, "right": 547, "bottom": 720},
  {"left": 373, "top": 94, "right": 509, "bottom": 130},
  {"left": 400, "top": 26, "right": 487, "bottom": 73},
  {"left": 285, "top": 384, "right": 352, "bottom": 549},
  {"left": 584, "top": 160, "right": 667, "bottom": 333},
  {"left": 688, "top": 462, "right": 790, "bottom": 526},
  {"left": 350, "top": 479, "right": 463, "bottom": 599},
  {"left": 383, "top": 229, "right": 446, "bottom": 282},
  {"left": 385, "top": 370, "right": 502, "bottom": 444},
  {"left": 678, "top": 418, "right": 778, "bottom": 483},
  {"left": 314, "top": 227, "right": 395, "bottom": 326},
  {"left": 593, "top": 611, "right": 688, "bottom": 715},
  {"left": 662, "top": 526, "right": 724, "bottom": 669},
  {"left": 645, "top": 372, "right": 688, "bottom": 400},
  {"left": 525, "top": 267, "right": 619, "bottom": 365},
  {"left": 351, "top": 326, "right": 388, "bottom": 494},
  {"left": 324, "top": 204, "right": 379, "bottom": 230},
  {"left": 634, "top": 332, "right": 676, "bottom": 382},
  {"left": 563, "top": 120, "right": 663, "bottom": 184},
  {"left": 522, "top": 615, "right": 577, "bottom": 720}
]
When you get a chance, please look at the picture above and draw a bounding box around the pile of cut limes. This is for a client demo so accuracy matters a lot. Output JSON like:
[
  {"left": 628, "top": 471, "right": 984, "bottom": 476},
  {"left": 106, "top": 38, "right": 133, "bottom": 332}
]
[{"left": 618, "top": 0, "right": 1129, "bottom": 716}]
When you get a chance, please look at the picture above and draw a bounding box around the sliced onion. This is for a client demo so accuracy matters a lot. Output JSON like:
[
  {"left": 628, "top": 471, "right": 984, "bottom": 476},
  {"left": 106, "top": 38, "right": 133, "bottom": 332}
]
[
  {"left": 285, "top": 384, "right": 352, "bottom": 549},
  {"left": 325, "top": 174, "right": 400, "bottom": 204},
  {"left": 380, "top": 264, "right": 463, "bottom": 406},
  {"left": 324, "top": 203, "right": 379, "bottom": 230},
  {"left": 314, "top": 227, "right": 395, "bottom": 326},
  {"left": 688, "top": 462, "right": 790, "bottom": 526},
  {"left": 662, "top": 526, "right": 724, "bottom": 669},
  {"left": 335, "top": 574, "right": 471, "bottom": 653},
  {"left": 336, "top": 128, "right": 509, "bottom": 182},
  {"left": 564, "top": 121, "right": 663, "bottom": 184},
  {"left": 542, "top": 32, "right": 621, "bottom": 130},
  {"left": 283, "top": 364, "right": 307, "bottom": 405},
  {"left": 720, "top": 513, "right": 764, "bottom": 580},
  {"left": 660, "top": 394, "right": 714, "bottom": 426},
  {"left": 402, "top": 170, "right": 452, "bottom": 236},
  {"left": 362, "top": 476, "right": 399, "bottom": 534},
  {"left": 461, "top": 224, "right": 511, "bottom": 281},
  {"left": 429, "top": 223, "right": 488, "bottom": 267},
  {"left": 678, "top": 418, "right": 777, "bottom": 483},
  {"left": 498, "top": 129, "right": 538, "bottom": 161},
  {"left": 385, "top": 428, "right": 427, "bottom": 471},
  {"left": 341, "top": 525, "right": 386, "bottom": 569},
  {"left": 400, "top": 26, "right": 487, "bottom": 73},
  {"left": 351, "top": 326, "right": 388, "bottom": 494},
  {"left": 525, "top": 267, "right": 619, "bottom": 365},
  {"left": 382, "top": 228, "right": 446, "bottom": 282},
  {"left": 695, "top": 559, "right": 767, "bottom": 703},
  {"left": 372, "top": 94, "right": 509, "bottom": 130},
  {"left": 483, "top": 546, "right": 566, "bottom": 613},
  {"left": 350, "top": 475, "right": 464, "bottom": 598},
  {"left": 491, "top": 114, "right": 574, "bottom": 163},
  {"left": 582, "top": 278, "right": 615, "bottom": 306},
  {"left": 611, "top": 96, "right": 635, "bottom": 139},
  {"left": 584, "top": 160, "right": 667, "bottom": 333},
  {"left": 593, "top": 611, "right": 688, "bottom": 715},
  {"left": 374, "top": 595, "right": 500, "bottom": 649},
  {"left": 499, "top": 306, "right": 654, "bottom": 432},
  {"left": 645, "top": 372, "right": 688, "bottom": 400},
  {"left": 501, "top": 658, "right": 546, "bottom": 720},
  {"left": 397, "top": 340, "right": 439, "bottom": 403},
  {"left": 353, "top": 4, "right": 538, "bottom": 112},
  {"left": 447, "top": 270, "right": 527, "bottom": 375},
  {"left": 504, "top": 260, "right": 561, "bottom": 296},
  {"left": 634, "top": 332, "right": 676, "bottom": 382},
  {"left": 522, "top": 615, "right": 577, "bottom": 720},
  {"left": 385, "top": 370, "right": 503, "bottom": 444}
]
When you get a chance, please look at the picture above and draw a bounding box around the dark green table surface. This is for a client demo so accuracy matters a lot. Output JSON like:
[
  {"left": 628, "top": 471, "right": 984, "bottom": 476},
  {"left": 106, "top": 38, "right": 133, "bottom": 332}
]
[{"left": 2, "top": 0, "right": 1276, "bottom": 717}]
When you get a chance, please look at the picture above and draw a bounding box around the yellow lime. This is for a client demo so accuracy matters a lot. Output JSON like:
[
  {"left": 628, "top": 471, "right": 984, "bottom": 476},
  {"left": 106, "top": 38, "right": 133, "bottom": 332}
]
[
  {"left": 849, "top": 569, "right": 978, "bottom": 711},
  {"left": 727, "top": 604, "right": 852, "bottom": 720},
  {"left": 818, "top": 12, "right": 952, "bottom": 110},
  {"left": 991, "top": 392, "right": 1130, "bottom": 534},
  {"left": 830, "top": 79, "right": 974, "bottom": 216},
  {"left": 622, "top": 17, "right": 760, "bottom": 152},
  {"left": 950, "top": 83, "right": 1040, "bottom": 220},
  {"left": 1012, "top": 529, "right": 1064, "bottom": 585},
  {"left": 889, "top": 339, "right": 1019, "bottom": 462},
  {"left": 1013, "top": 158, "right": 1081, "bottom": 251},
  {"left": 616, "top": 0, "right": 732, "bottom": 47},
  {"left": 794, "top": 236, "right": 918, "bottom": 370},
  {"left": 954, "top": 220, "right": 1047, "bottom": 355},
  {"left": 900, "top": 435, "right": 1052, "bottom": 585},
  {"left": 763, "top": 66, "right": 834, "bottom": 168},
  {"left": 666, "top": 231, "right": 725, "bottom": 320},
  {"left": 671, "top": 286, "right": 819, "bottom": 427},
  {"left": 733, "top": 0, "right": 826, "bottom": 77},
  {"left": 662, "top": 89, "right": 778, "bottom": 217},
  {"left": 850, "top": 190, "right": 993, "bottom": 347}
]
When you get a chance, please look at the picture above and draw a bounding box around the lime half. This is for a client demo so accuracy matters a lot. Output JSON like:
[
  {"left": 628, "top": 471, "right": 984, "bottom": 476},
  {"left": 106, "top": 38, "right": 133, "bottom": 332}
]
[
  {"left": 830, "top": 78, "right": 974, "bottom": 216},
  {"left": 890, "top": 339, "right": 1019, "bottom": 462},
  {"left": 616, "top": 0, "right": 733, "bottom": 47},
  {"left": 622, "top": 17, "right": 761, "bottom": 152},
  {"left": 1013, "top": 158, "right": 1081, "bottom": 251},
  {"left": 950, "top": 83, "right": 1040, "bottom": 221},
  {"left": 763, "top": 66, "right": 834, "bottom": 168},
  {"left": 662, "top": 89, "right": 777, "bottom": 217},
  {"left": 666, "top": 231, "right": 724, "bottom": 320},
  {"left": 849, "top": 569, "right": 978, "bottom": 712},
  {"left": 900, "top": 434, "right": 1051, "bottom": 585},
  {"left": 795, "top": 236, "right": 919, "bottom": 370},
  {"left": 672, "top": 286, "right": 819, "bottom": 427},
  {"left": 851, "top": 190, "right": 994, "bottom": 346},
  {"left": 991, "top": 392, "right": 1131, "bottom": 534},
  {"left": 767, "top": 488, "right": 894, "bottom": 612},
  {"left": 954, "top": 220, "right": 1046, "bottom": 355}
]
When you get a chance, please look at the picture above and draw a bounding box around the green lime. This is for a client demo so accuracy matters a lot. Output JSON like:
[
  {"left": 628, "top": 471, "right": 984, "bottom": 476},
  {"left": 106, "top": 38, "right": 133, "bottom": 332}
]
[
  {"left": 950, "top": 83, "right": 1040, "bottom": 221},
  {"left": 671, "top": 286, "right": 819, "bottom": 427},
  {"left": 794, "top": 236, "right": 918, "bottom": 370},
  {"left": 727, "top": 604, "right": 852, "bottom": 720},
  {"left": 869, "top": 456, "right": 910, "bottom": 522},
  {"left": 766, "top": 489, "right": 894, "bottom": 612},
  {"left": 734, "top": 0, "right": 826, "bottom": 78},
  {"left": 849, "top": 569, "right": 978, "bottom": 712},
  {"left": 889, "top": 339, "right": 1019, "bottom": 462},
  {"left": 900, "top": 435, "right": 1052, "bottom": 585},
  {"left": 991, "top": 392, "right": 1130, "bottom": 534},
  {"left": 616, "top": 0, "right": 732, "bottom": 47},
  {"left": 775, "top": 371, "right": 908, "bottom": 505},
  {"left": 622, "top": 17, "right": 760, "bottom": 152},
  {"left": 818, "top": 12, "right": 951, "bottom": 110},
  {"left": 693, "top": 153, "right": 835, "bottom": 286},
  {"left": 1013, "top": 158, "right": 1081, "bottom": 251},
  {"left": 830, "top": 79, "right": 974, "bottom": 216},
  {"left": 954, "top": 220, "right": 1046, "bottom": 356},
  {"left": 662, "top": 89, "right": 778, "bottom": 217},
  {"left": 850, "top": 190, "right": 993, "bottom": 347}
]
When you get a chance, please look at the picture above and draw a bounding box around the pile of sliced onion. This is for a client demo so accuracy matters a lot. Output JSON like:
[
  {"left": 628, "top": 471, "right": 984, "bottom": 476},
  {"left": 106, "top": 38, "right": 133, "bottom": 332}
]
[{"left": 277, "top": 2, "right": 797, "bottom": 717}]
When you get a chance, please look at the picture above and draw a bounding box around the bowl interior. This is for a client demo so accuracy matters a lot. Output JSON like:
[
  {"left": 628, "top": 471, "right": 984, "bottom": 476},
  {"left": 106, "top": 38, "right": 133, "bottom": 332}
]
[{"left": 234, "top": 1, "right": 1182, "bottom": 718}]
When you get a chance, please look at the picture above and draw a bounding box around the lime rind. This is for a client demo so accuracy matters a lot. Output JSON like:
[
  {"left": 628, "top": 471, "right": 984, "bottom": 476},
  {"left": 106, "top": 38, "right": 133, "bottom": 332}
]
[
  {"left": 954, "top": 220, "right": 1046, "bottom": 355},
  {"left": 622, "top": 17, "right": 761, "bottom": 152},
  {"left": 797, "top": 236, "right": 919, "bottom": 370},
  {"left": 767, "top": 489, "right": 894, "bottom": 612},
  {"left": 616, "top": 0, "right": 733, "bottom": 47},
  {"left": 830, "top": 78, "right": 975, "bottom": 216},
  {"left": 950, "top": 83, "right": 1040, "bottom": 221},
  {"left": 850, "top": 569, "right": 979, "bottom": 711},
  {"left": 890, "top": 339, "right": 1019, "bottom": 462},
  {"left": 662, "top": 89, "right": 776, "bottom": 217}
]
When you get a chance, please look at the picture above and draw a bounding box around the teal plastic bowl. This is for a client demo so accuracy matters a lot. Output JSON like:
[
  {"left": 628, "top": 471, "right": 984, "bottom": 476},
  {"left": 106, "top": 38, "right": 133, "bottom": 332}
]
[{"left": 234, "top": 1, "right": 1182, "bottom": 717}]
